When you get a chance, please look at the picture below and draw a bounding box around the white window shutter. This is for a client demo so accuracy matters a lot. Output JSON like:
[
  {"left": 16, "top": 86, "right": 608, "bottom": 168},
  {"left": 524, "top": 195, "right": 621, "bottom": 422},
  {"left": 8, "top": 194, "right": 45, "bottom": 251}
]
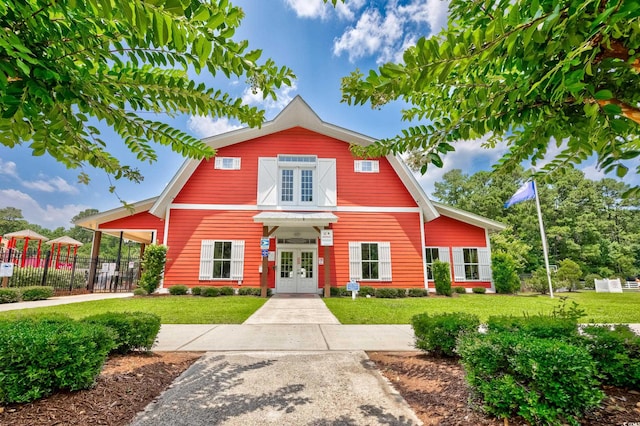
[
  {"left": 199, "top": 240, "right": 214, "bottom": 280},
  {"left": 379, "top": 242, "right": 392, "bottom": 281},
  {"left": 348, "top": 242, "right": 362, "bottom": 280},
  {"left": 317, "top": 159, "right": 337, "bottom": 206},
  {"left": 233, "top": 158, "right": 241, "bottom": 169},
  {"left": 257, "top": 158, "right": 277, "bottom": 205},
  {"left": 452, "top": 248, "right": 466, "bottom": 281},
  {"left": 478, "top": 248, "right": 492, "bottom": 281},
  {"left": 230, "top": 240, "right": 245, "bottom": 280},
  {"left": 354, "top": 160, "right": 362, "bottom": 172},
  {"left": 214, "top": 157, "right": 223, "bottom": 169},
  {"left": 438, "top": 247, "right": 450, "bottom": 264}
]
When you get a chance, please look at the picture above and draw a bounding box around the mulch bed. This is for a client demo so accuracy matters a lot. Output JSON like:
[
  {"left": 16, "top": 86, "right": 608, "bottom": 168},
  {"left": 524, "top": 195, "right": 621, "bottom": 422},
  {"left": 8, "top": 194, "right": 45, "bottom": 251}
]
[
  {"left": 2, "top": 350, "right": 639, "bottom": 425},
  {"left": 368, "top": 351, "right": 640, "bottom": 426},
  {"left": 0, "top": 352, "right": 202, "bottom": 426}
]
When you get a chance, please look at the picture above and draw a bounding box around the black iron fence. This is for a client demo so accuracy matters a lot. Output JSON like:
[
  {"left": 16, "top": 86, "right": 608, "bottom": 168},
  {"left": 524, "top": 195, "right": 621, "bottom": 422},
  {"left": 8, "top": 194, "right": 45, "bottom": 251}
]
[{"left": 0, "top": 248, "right": 140, "bottom": 294}]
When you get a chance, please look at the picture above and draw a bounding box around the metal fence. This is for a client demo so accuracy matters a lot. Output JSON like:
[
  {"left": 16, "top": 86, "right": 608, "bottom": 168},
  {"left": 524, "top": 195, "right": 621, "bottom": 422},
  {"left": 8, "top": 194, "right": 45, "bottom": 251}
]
[{"left": 0, "top": 248, "right": 140, "bottom": 294}]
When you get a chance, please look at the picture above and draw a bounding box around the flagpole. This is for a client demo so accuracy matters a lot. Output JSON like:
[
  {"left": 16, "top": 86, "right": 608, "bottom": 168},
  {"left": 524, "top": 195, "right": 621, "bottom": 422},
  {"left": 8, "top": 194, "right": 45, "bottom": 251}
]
[{"left": 533, "top": 180, "right": 554, "bottom": 298}]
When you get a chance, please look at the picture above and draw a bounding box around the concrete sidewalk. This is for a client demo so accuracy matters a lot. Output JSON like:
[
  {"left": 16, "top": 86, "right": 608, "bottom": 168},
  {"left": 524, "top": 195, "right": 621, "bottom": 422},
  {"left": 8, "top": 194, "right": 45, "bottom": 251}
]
[{"left": 0, "top": 292, "right": 133, "bottom": 312}]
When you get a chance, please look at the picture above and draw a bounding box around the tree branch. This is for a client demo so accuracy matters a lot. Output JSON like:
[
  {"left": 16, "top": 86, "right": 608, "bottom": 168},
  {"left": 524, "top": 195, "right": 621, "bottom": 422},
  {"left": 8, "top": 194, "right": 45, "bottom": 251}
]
[{"left": 597, "top": 98, "right": 640, "bottom": 125}]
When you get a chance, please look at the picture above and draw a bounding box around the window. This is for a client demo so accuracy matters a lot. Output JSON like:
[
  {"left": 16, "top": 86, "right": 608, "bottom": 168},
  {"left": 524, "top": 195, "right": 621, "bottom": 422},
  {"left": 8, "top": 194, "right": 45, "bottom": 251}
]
[
  {"left": 199, "top": 240, "right": 245, "bottom": 280},
  {"left": 278, "top": 155, "right": 316, "bottom": 205},
  {"left": 214, "top": 157, "right": 241, "bottom": 170},
  {"left": 424, "top": 247, "right": 451, "bottom": 280},
  {"left": 452, "top": 247, "right": 491, "bottom": 282},
  {"left": 257, "top": 157, "right": 336, "bottom": 207},
  {"left": 354, "top": 160, "right": 379, "bottom": 173},
  {"left": 349, "top": 242, "right": 392, "bottom": 281}
]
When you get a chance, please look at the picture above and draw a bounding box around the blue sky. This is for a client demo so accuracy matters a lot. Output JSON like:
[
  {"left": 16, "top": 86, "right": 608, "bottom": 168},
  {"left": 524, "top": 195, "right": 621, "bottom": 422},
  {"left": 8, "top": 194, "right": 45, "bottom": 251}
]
[{"left": 0, "top": 0, "right": 629, "bottom": 229}]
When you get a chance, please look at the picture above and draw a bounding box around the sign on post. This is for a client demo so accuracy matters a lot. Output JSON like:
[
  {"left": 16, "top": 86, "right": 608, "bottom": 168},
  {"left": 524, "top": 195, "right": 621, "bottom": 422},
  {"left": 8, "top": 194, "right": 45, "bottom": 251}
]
[
  {"left": 0, "top": 262, "right": 14, "bottom": 277},
  {"left": 260, "top": 238, "right": 270, "bottom": 250},
  {"left": 320, "top": 230, "right": 333, "bottom": 246},
  {"left": 346, "top": 279, "right": 359, "bottom": 299}
]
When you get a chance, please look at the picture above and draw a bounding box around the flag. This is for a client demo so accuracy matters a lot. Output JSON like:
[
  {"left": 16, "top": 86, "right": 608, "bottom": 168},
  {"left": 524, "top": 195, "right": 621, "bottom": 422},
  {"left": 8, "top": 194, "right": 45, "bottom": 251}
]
[{"left": 504, "top": 181, "right": 536, "bottom": 208}]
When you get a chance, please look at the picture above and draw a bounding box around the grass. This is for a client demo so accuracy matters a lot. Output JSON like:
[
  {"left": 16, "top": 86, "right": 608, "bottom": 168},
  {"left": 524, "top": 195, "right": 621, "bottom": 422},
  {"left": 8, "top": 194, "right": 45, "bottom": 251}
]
[
  {"left": 323, "top": 291, "right": 640, "bottom": 324},
  {"left": 0, "top": 296, "right": 267, "bottom": 324}
]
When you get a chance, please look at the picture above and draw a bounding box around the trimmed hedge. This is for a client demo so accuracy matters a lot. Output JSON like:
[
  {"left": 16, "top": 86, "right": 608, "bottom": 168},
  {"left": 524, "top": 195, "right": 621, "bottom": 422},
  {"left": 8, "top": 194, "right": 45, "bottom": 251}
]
[
  {"left": 407, "top": 288, "right": 429, "bottom": 297},
  {"left": 580, "top": 324, "right": 640, "bottom": 389},
  {"left": 433, "top": 260, "right": 452, "bottom": 296},
  {"left": 168, "top": 285, "right": 188, "bottom": 295},
  {"left": 219, "top": 286, "right": 234, "bottom": 296},
  {"left": 358, "top": 286, "right": 376, "bottom": 297},
  {"left": 458, "top": 332, "right": 603, "bottom": 425},
  {"left": 486, "top": 315, "right": 578, "bottom": 340},
  {"left": 201, "top": 287, "right": 220, "bottom": 297},
  {"left": 83, "top": 311, "right": 161, "bottom": 354},
  {"left": 329, "top": 287, "right": 349, "bottom": 297},
  {"left": 0, "top": 317, "right": 115, "bottom": 403},
  {"left": 411, "top": 312, "right": 480, "bottom": 357},
  {"left": 191, "top": 286, "right": 202, "bottom": 295},
  {"left": 238, "top": 287, "right": 272, "bottom": 296},
  {"left": 133, "top": 288, "right": 148, "bottom": 296},
  {"left": 375, "top": 288, "right": 401, "bottom": 298},
  {"left": 8, "top": 267, "right": 86, "bottom": 290},
  {"left": 20, "top": 286, "right": 55, "bottom": 301},
  {"left": 452, "top": 286, "right": 466, "bottom": 294},
  {"left": 0, "top": 288, "right": 21, "bottom": 303},
  {"left": 472, "top": 287, "right": 486, "bottom": 294}
]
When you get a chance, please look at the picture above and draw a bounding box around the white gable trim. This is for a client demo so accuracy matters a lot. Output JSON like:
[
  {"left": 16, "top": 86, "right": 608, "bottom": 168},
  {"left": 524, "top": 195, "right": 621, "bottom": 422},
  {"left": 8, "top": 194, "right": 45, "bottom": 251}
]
[
  {"left": 148, "top": 96, "right": 440, "bottom": 222},
  {"left": 432, "top": 201, "right": 506, "bottom": 231}
]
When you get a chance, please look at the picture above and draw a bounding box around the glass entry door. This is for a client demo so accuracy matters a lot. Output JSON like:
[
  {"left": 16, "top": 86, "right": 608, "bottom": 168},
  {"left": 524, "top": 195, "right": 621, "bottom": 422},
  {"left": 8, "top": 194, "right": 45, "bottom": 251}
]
[{"left": 276, "top": 248, "right": 317, "bottom": 293}]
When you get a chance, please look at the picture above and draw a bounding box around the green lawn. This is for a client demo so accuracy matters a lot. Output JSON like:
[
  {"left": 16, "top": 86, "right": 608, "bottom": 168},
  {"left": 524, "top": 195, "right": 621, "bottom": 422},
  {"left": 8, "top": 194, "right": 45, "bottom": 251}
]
[
  {"left": 323, "top": 292, "right": 640, "bottom": 324},
  {"left": 0, "top": 296, "right": 267, "bottom": 324}
]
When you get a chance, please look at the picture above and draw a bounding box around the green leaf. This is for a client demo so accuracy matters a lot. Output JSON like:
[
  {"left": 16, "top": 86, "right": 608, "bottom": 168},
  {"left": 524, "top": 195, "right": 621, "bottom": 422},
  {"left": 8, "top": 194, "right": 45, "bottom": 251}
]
[{"left": 594, "top": 90, "right": 613, "bottom": 100}]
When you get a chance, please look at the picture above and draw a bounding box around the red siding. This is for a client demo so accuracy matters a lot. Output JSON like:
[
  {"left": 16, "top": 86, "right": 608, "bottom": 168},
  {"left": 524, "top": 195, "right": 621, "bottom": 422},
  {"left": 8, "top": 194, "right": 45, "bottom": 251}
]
[
  {"left": 100, "top": 212, "right": 164, "bottom": 244},
  {"left": 424, "top": 215, "right": 491, "bottom": 289},
  {"left": 173, "top": 127, "right": 417, "bottom": 208}
]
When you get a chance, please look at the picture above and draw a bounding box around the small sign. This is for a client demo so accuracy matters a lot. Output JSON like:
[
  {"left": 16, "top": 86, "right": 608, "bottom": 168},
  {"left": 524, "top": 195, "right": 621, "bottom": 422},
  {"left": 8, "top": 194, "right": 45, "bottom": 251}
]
[
  {"left": 318, "top": 257, "right": 324, "bottom": 266},
  {"left": 0, "top": 262, "right": 14, "bottom": 277},
  {"left": 261, "top": 249, "right": 269, "bottom": 257},
  {"left": 128, "top": 261, "right": 135, "bottom": 269},
  {"left": 320, "top": 230, "right": 333, "bottom": 246},
  {"left": 346, "top": 280, "right": 360, "bottom": 292},
  {"left": 260, "top": 238, "right": 270, "bottom": 250},
  {"left": 268, "top": 251, "right": 276, "bottom": 262}
]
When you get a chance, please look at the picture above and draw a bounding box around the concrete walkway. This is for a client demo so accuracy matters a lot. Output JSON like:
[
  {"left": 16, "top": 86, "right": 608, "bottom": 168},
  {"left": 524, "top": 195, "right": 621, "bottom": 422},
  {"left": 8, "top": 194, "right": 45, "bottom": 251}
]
[{"left": 0, "top": 292, "right": 133, "bottom": 312}]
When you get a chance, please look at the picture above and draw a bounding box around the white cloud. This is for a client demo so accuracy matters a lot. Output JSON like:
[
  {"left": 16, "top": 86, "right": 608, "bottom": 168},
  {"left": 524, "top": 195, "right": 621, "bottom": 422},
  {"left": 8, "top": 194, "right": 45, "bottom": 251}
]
[
  {"left": 581, "top": 163, "right": 606, "bottom": 182},
  {"left": 22, "top": 176, "right": 79, "bottom": 194},
  {"left": 332, "top": 1, "right": 450, "bottom": 64},
  {"left": 187, "top": 116, "right": 243, "bottom": 138},
  {"left": 415, "top": 138, "right": 509, "bottom": 197},
  {"left": 241, "top": 82, "right": 298, "bottom": 117},
  {"left": 284, "top": 0, "right": 365, "bottom": 20},
  {"left": 0, "top": 158, "right": 18, "bottom": 178},
  {"left": 333, "top": 9, "right": 403, "bottom": 63},
  {"left": 283, "top": 0, "right": 329, "bottom": 19},
  {"left": 0, "top": 189, "right": 89, "bottom": 229}
]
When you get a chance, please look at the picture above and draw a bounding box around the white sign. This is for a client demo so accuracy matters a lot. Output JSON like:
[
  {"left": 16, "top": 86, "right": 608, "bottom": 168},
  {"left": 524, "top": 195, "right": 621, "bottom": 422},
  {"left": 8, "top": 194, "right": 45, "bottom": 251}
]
[
  {"left": 320, "top": 230, "right": 333, "bottom": 246},
  {"left": 260, "top": 238, "right": 270, "bottom": 250},
  {"left": 0, "top": 262, "right": 14, "bottom": 277}
]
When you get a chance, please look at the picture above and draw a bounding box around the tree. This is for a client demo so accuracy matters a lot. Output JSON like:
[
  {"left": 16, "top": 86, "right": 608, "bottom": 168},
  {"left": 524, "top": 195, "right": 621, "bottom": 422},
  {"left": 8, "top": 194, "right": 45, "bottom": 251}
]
[
  {"left": 556, "top": 258, "right": 584, "bottom": 291},
  {"left": 432, "top": 260, "right": 452, "bottom": 296},
  {"left": 0, "top": 0, "right": 294, "bottom": 184},
  {"left": 0, "top": 207, "right": 28, "bottom": 235},
  {"left": 492, "top": 252, "right": 521, "bottom": 294},
  {"left": 139, "top": 244, "right": 167, "bottom": 294},
  {"left": 341, "top": 0, "right": 640, "bottom": 196}
]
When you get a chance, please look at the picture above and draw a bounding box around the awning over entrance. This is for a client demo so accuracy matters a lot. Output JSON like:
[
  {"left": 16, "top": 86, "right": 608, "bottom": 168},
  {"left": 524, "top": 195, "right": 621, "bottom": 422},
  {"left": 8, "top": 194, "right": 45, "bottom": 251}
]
[{"left": 253, "top": 212, "right": 338, "bottom": 227}]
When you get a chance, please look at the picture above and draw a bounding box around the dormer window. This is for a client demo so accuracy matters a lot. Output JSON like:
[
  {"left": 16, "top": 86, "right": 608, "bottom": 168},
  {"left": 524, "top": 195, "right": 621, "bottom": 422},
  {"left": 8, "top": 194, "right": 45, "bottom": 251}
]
[
  {"left": 215, "top": 157, "right": 241, "bottom": 170},
  {"left": 354, "top": 160, "right": 379, "bottom": 173}
]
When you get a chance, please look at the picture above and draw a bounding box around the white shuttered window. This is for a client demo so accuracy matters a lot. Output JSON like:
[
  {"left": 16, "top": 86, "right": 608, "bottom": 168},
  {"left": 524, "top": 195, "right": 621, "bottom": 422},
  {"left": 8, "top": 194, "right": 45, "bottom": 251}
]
[
  {"left": 348, "top": 242, "right": 392, "bottom": 281},
  {"left": 452, "top": 247, "right": 491, "bottom": 281},
  {"left": 425, "top": 247, "right": 450, "bottom": 280},
  {"left": 199, "top": 240, "right": 245, "bottom": 280}
]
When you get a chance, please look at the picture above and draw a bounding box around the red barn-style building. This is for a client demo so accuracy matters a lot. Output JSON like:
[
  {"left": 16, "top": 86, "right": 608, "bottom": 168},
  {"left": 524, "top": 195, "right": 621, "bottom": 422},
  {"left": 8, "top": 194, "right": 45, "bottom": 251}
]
[{"left": 78, "top": 97, "right": 505, "bottom": 294}]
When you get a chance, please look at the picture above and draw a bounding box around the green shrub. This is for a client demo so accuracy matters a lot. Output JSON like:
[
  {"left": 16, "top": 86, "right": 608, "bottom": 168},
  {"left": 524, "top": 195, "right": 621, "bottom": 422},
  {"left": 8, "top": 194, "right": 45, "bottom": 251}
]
[
  {"left": 0, "top": 288, "right": 21, "bottom": 303},
  {"left": 375, "top": 288, "right": 400, "bottom": 298},
  {"left": 433, "top": 260, "right": 452, "bottom": 296},
  {"left": 237, "top": 287, "right": 271, "bottom": 296},
  {"left": 583, "top": 273, "right": 601, "bottom": 289},
  {"left": 0, "top": 318, "right": 115, "bottom": 403},
  {"left": 133, "top": 288, "right": 148, "bottom": 296},
  {"left": 83, "top": 311, "right": 161, "bottom": 354},
  {"left": 556, "top": 259, "right": 583, "bottom": 292},
  {"left": 411, "top": 312, "right": 480, "bottom": 357},
  {"left": 492, "top": 252, "right": 521, "bottom": 294},
  {"left": 407, "top": 288, "right": 429, "bottom": 297},
  {"left": 358, "top": 286, "right": 376, "bottom": 297},
  {"left": 486, "top": 315, "right": 578, "bottom": 340},
  {"left": 525, "top": 268, "right": 559, "bottom": 295},
  {"left": 191, "top": 286, "right": 202, "bottom": 295},
  {"left": 20, "top": 286, "right": 55, "bottom": 301},
  {"left": 457, "top": 332, "right": 603, "bottom": 425},
  {"left": 329, "top": 287, "right": 348, "bottom": 297},
  {"left": 580, "top": 325, "right": 640, "bottom": 389},
  {"left": 168, "top": 285, "right": 188, "bottom": 295},
  {"left": 452, "top": 286, "right": 466, "bottom": 294},
  {"left": 201, "top": 287, "right": 220, "bottom": 297},
  {"left": 219, "top": 286, "right": 234, "bottom": 296},
  {"left": 472, "top": 287, "right": 486, "bottom": 294},
  {"left": 139, "top": 244, "right": 167, "bottom": 294}
]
